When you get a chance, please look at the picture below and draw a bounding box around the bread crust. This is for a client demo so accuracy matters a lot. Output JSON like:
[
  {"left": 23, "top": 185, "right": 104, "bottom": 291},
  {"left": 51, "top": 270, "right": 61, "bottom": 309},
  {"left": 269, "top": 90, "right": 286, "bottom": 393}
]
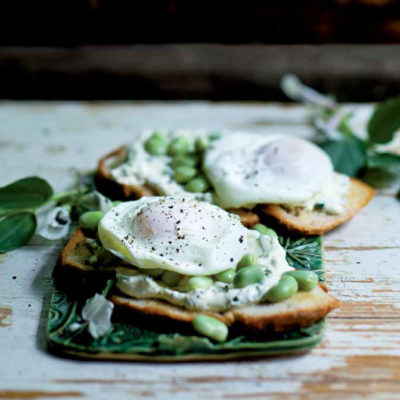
[
  {"left": 261, "top": 178, "right": 375, "bottom": 235},
  {"left": 96, "top": 146, "right": 155, "bottom": 200},
  {"left": 58, "top": 229, "right": 339, "bottom": 333}
]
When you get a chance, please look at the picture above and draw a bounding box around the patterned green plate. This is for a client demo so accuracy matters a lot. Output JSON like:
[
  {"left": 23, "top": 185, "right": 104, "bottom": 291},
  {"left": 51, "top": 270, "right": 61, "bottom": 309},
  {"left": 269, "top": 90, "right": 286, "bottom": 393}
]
[{"left": 47, "top": 235, "right": 326, "bottom": 361}]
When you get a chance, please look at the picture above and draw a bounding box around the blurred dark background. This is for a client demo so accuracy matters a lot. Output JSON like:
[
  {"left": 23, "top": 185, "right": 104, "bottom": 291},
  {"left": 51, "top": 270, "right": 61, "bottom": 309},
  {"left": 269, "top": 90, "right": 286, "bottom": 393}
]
[{"left": 2, "top": 0, "right": 400, "bottom": 100}]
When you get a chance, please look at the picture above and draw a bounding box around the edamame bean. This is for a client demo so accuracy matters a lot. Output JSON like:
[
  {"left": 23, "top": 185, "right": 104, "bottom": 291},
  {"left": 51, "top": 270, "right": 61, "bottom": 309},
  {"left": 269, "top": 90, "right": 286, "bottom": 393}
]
[
  {"left": 285, "top": 270, "right": 318, "bottom": 291},
  {"left": 195, "top": 137, "right": 210, "bottom": 152},
  {"left": 173, "top": 166, "right": 197, "bottom": 184},
  {"left": 152, "top": 131, "right": 168, "bottom": 141},
  {"left": 168, "top": 137, "right": 190, "bottom": 156},
  {"left": 145, "top": 268, "right": 164, "bottom": 278},
  {"left": 237, "top": 253, "right": 258, "bottom": 270},
  {"left": 208, "top": 132, "right": 222, "bottom": 141},
  {"left": 233, "top": 265, "right": 264, "bottom": 288},
  {"left": 186, "top": 276, "right": 213, "bottom": 291},
  {"left": 88, "top": 254, "right": 98, "bottom": 264},
  {"left": 144, "top": 135, "right": 168, "bottom": 155},
  {"left": 263, "top": 275, "right": 298, "bottom": 303},
  {"left": 86, "top": 239, "right": 99, "bottom": 250},
  {"left": 253, "top": 224, "right": 278, "bottom": 238},
  {"left": 161, "top": 271, "right": 181, "bottom": 286},
  {"left": 214, "top": 269, "right": 235, "bottom": 284},
  {"left": 95, "top": 248, "right": 117, "bottom": 264},
  {"left": 170, "top": 155, "right": 198, "bottom": 169},
  {"left": 185, "top": 176, "right": 210, "bottom": 193},
  {"left": 79, "top": 211, "right": 104, "bottom": 231},
  {"left": 192, "top": 314, "right": 228, "bottom": 342}
]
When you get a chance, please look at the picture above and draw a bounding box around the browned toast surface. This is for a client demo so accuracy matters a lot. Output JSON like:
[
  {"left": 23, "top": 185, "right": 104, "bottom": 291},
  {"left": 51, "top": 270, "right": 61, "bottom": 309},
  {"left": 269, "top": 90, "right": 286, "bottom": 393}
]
[{"left": 261, "top": 178, "right": 375, "bottom": 235}]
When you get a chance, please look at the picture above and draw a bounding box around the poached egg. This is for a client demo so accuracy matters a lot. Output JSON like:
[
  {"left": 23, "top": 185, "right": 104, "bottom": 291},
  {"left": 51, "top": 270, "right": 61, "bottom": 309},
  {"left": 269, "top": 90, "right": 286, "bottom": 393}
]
[
  {"left": 98, "top": 196, "right": 247, "bottom": 276},
  {"left": 203, "top": 133, "right": 335, "bottom": 209}
]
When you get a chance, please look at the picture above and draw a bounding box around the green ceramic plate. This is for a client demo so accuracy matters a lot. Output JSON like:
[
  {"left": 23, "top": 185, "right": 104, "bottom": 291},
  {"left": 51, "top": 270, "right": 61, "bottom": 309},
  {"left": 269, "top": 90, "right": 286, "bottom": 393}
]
[{"left": 47, "top": 235, "right": 326, "bottom": 361}]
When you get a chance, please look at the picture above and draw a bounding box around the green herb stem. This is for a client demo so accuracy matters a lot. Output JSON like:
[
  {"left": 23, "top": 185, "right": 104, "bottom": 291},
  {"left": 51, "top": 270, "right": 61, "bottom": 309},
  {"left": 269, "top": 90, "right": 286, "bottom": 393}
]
[{"left": 51, "top": 189, "right": 81, "bottom": 203}]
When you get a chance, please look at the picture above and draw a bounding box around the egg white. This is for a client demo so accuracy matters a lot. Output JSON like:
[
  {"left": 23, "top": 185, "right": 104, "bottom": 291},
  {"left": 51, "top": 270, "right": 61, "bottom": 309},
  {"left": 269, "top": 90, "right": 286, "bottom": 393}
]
[
  {"left": 203, "top": 133, "right": 334, "bottom": 209},
  {"left": 98, "top": 196, "right": 248, "bottom": 276}
]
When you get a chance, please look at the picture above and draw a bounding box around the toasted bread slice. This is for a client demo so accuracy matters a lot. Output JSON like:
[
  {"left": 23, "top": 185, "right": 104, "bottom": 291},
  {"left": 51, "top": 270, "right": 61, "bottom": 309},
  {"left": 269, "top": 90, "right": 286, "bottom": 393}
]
[
  {"left": 261, "top": 178, "right": 375, "bottom": 236},
  {"left": 111, "top": 286, "right": 337, "bottom": 332},
  {"left": 95, "top": 147, "right": 374, "bottom": 234},
  {"left": 57, "top": 229, "right": 339, "bottom": 333},
  {"left": 96, "top": 146, "right": 155, "bottom": 200}
]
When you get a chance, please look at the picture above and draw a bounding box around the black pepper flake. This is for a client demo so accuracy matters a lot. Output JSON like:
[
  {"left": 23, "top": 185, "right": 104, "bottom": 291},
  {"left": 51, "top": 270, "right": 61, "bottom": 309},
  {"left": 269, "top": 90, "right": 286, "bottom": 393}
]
[
  {"left": 230, "top": 258, "right": 234, "bottom": 262},
  {"left": 159, "top": 253, "right": 164, "bottom": 257},
  {"left": 169, "top": 205, "right": 174, "bottom": 209},
  {"left": 55, "top": 211, "right": 68, "bottom": 225},
  {"left": 239, "top": 235, "right": 244, "bottom": 243},
  {"left": 151, "top": 247, "right": 156, "bottom": 251},
  {"left": 176, "top": 249, "right": 179, "bottom": 253}
]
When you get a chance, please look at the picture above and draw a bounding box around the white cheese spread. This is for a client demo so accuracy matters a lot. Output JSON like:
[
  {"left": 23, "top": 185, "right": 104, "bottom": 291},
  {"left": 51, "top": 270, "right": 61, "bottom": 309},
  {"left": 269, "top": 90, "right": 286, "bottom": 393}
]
[{"left": 115, "top": 231, "right": 293, "bottom": 312}]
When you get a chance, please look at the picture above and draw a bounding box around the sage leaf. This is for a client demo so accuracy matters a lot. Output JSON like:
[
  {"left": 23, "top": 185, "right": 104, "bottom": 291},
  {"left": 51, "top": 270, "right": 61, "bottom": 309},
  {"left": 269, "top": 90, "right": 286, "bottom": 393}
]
[
  {"left": 368, "top": 95, "right": 400, "bottom": 144},
  {"left": 367, "top": 152, "right": 400, "bottom": 168},
  {"left": 320, "top": 137, "right": 367, "bottom": 177},
  {"left": 0, "top": 177, "right": 53, "bottom": 214},
  {"left": 0, "top": 212, "right": 37, "bottom": 253}
]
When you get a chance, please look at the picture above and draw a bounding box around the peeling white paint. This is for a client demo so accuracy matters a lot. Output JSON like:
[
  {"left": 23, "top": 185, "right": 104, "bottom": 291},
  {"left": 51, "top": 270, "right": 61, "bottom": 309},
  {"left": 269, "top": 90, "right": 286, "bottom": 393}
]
[{"left": 0, "top": 101, "right": 399, "bottom": 399}]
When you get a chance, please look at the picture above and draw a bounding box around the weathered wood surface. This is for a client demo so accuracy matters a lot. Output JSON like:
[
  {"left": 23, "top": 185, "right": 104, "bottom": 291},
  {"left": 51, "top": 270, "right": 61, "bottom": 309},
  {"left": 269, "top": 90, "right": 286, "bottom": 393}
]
[
  {"left": 0, "top": 102, "right": 399, "bottom": 400},
  {"left": 3, "top": 45, "right": 400, "bottom": 101}
]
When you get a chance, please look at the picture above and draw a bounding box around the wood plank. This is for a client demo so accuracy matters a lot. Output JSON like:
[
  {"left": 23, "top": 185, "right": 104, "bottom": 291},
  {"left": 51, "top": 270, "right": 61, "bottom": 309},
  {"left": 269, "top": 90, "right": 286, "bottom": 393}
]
[{"left": 3, "top": 45, "right": 400, "bottom": 101}]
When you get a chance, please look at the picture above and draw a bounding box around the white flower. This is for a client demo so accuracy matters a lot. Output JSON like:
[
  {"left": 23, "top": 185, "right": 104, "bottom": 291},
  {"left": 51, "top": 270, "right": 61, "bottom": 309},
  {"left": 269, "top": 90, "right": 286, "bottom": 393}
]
[
  {"left": 82, "top": 294, "right": 114, "bottom": 339},
  {"left": 36, "top": 205, "right": 71, "bottom": 240},
  {"left": 281, "top": 74, "right": 336, "bottom": 109}
]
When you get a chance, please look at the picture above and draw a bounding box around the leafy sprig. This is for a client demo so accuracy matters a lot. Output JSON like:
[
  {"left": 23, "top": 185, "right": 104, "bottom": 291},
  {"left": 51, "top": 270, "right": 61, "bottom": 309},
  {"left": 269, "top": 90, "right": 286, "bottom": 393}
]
[
  {"left": 0, "top": 177, "right": 54, "bottom": 252},
  {"left": 0, "top": 176, "right": 111, "bottom": 253},
  {"left": 281, "top": 74, "right": 400, "bottom": 178}
]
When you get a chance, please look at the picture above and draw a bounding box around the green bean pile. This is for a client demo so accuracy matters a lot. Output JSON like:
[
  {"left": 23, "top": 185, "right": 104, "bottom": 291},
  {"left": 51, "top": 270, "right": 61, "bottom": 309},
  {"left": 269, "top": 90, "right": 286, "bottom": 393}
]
[{"left": 143, "top": 132, "right": 216, "bottom": 193}]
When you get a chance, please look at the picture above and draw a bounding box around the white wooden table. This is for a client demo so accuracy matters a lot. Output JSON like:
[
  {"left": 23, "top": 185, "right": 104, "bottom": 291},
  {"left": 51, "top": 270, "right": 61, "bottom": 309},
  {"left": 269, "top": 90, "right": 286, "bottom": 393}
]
[{"left": 0, "top": 102, "right": 399, "bottom": 400}]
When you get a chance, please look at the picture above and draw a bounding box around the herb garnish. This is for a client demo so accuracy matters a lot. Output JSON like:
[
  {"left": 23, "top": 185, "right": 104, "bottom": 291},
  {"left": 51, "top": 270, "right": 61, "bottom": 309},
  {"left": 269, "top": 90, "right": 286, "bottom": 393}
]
[
  {"left": 282, "top": 74, "right": 400, "bottom": 179},
  {"left": 0, "top": 176, "right": 112, "bottom": 253}
]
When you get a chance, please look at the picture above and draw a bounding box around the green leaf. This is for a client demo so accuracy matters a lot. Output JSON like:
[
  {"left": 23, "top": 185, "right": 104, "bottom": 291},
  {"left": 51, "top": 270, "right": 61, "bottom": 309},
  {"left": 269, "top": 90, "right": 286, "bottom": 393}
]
[
  {"left": 368, "top": 95, "right": 400, "bottom": 144},
  {"left": 0, "top": 177, "right": 53, "bottom": 214},
  {"left": 0, "top": 212, "right": 37, "bottom": 253},
  {"left": 338, "top": 111, "right": 355, "bottom": 136},
  {"left": 320, "top": 137, "right": 367, "bottom": 177},
  {"left": 279, "top": 235, "right": 324, "bottom": 282},
  {"left": 367, "top": 152, "right": 400, "bottom": 168}
]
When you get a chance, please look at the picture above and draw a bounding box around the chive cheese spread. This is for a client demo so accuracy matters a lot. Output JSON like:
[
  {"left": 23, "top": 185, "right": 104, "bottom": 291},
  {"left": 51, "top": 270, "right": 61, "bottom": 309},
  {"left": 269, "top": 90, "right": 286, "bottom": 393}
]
[{"left": 115, "top": 231, "right": 293, "bottom": 312}]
